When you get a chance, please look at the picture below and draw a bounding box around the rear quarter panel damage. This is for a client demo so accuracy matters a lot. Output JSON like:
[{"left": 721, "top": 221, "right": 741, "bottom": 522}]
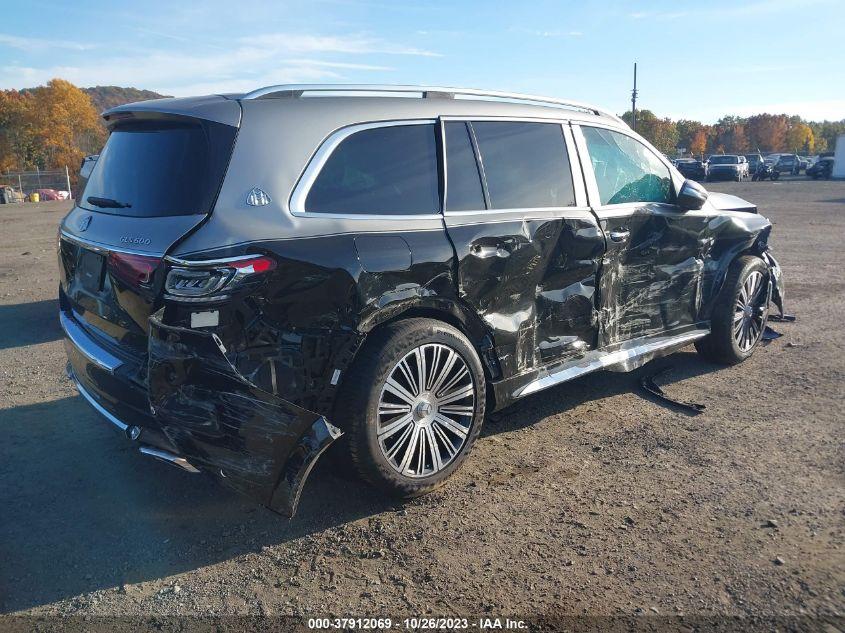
[{"left": 148, "top": 313, "right": 341, "bottom": 517}]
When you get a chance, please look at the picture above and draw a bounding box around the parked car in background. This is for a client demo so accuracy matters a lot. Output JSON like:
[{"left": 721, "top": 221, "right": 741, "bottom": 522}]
[
  {"left": 798, "top": 156, "right": 809, "bottom": 171},
  {"left": 0, "top": 185, "right": 24, "bottom": 204},
  {"left": 772, "top": 154, "right": 800, "bottom": 175},
  {"left": 32, "top": 188, "right": 63, "bottom": 201},
  {"left": 707, "top": 155, "right": 749, "bottom": 181},
  {"left": 806, "top": 157, "right": 834, "bottom": 179},
  {"left": 674, "top": 158, "right": 708, "bottom": 181},
  {"left": 58, "top": 84, "right": 786, "bottom": 517}
]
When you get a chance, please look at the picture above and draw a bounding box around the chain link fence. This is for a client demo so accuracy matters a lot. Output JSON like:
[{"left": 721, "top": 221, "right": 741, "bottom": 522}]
[{"left": 0, "top": 167, "right": 73, "bottom": 203}]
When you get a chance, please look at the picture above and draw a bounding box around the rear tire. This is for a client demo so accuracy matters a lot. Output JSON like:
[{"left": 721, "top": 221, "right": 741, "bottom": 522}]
[
  {"left": 695, "top": 256, "right": 770, "bottom": 365},
  {"left": 334, "top": 318, "right": 486, "bottom": 498}
]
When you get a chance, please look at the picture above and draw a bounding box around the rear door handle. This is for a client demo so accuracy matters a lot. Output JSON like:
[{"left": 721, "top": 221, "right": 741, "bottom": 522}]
[{"left": 608, "top": 230, "right": 630, "bottom": 243}]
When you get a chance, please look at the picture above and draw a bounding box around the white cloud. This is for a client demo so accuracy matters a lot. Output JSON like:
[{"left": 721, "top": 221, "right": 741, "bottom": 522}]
[
  {"left": 0, "top": 32, "right": 432, "bottom": 95},
  {"left": 0, "top": 33, "right": 95, "bottom": 51}
]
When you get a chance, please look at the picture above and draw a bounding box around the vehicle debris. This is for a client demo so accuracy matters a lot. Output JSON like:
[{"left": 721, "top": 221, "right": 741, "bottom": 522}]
[{"left": 639, "top": 366, "right": 706, "bottom": 415}]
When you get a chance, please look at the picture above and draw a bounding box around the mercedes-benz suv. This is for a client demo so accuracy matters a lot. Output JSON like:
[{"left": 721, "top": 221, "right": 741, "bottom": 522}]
[{"left": 59, "top": 85, "right": 786, "bottom": 517}]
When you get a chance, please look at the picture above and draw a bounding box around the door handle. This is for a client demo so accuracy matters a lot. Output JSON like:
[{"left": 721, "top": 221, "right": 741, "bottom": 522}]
[
  {"left": 471, "top": 244, "right": 510, "bottom": 259},
  {"left": 608, "top": 230, "right": 630, "bottom": 243}
]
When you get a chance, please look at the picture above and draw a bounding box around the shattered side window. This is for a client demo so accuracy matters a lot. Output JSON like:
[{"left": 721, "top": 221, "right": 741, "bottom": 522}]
[{"left": 581, "top": 126, "right": 671, "bottom": 206}]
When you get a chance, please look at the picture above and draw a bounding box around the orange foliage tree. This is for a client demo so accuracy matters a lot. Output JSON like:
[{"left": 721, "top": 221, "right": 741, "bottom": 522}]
[{"left": 0, "top": 78, "right": 104, "bottom": 173}]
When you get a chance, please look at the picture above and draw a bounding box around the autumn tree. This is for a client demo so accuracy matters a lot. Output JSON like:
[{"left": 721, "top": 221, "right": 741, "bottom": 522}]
[
  {"left": 785, "top": 122, "right": 814, "bottom": 153},
  {"left": 0, "top": 90, "right": 40, "bottom": 171},
  {"left": 676, "top": 119, "right": 706, "bottom": 153},
  {"left": 27, "top": 79, "right": 105, "bottom": 171},
  {"left": 690, "top": 129, "right": 708, "bottom": 157},
  {"left": 745, "top": 114, "right": 788, "bottom": 153},
  {"left": 620, "top": 109, "right": 679, "bottom": 155}
]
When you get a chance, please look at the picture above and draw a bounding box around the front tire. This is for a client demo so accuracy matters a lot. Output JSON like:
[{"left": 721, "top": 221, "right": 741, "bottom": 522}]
[
  {"left": 696, "top": 256, "right": 770, "bottom": 364},
  {"left": 336, "top": 318, "right": 486, "bottom": 497}
]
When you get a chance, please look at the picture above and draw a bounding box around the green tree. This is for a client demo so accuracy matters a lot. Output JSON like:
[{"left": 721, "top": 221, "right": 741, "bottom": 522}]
[{"left": 620, "top": 109, "right": 679, "bottom": 155}]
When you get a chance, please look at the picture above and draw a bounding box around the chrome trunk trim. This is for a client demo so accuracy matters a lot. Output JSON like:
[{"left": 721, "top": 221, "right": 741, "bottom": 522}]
[
  {"left": 70, "top": 371, "right": 129, "bottom": 432},
  {"left": 60, "top": 311, "right": 123, "bottom": 374}
]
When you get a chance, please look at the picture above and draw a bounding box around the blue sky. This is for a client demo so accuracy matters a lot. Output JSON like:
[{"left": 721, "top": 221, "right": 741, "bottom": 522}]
[{"left": 1, "top": 0, "right": 842, "bottom": 122}]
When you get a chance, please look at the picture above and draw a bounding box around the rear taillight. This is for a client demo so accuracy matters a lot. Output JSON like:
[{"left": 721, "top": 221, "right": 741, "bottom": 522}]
[
  {"left": 165, "top": 255, "right": 276, "bottom": 299},
  {"left": 108, "top": 252, "right": 160, "bottom": 288}
]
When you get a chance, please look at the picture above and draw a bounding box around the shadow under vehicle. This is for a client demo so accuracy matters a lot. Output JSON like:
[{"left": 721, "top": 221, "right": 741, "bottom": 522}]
[{"left": 58, "top": 85, "right": 786, "bottom": 518}]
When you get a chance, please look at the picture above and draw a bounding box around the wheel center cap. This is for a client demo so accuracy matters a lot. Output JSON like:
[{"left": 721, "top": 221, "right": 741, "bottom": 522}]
[{"left": 414, "top": 399, "right": 434, "bottom": 422}]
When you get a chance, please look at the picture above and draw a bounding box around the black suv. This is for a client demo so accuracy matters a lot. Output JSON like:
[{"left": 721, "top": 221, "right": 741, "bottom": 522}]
[{"left": 59, "top": 85, "right": 786, "bottom": 516}]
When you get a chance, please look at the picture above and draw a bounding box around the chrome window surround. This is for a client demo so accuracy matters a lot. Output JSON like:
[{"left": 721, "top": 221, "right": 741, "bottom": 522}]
[
  {"left": 240, "top": 84, "right": 626, "bottom": 126},
  {"left": 439, "top": 116, "right": 588, "bottom": 214},
  {"left": 571, "top": 122, "right": 686, "bottom": 217},
  {"left": 290, "top": 116, "right": 593, "bottom": 222},
  {"left": 288, "top": 119, "right": 442, "bottom": 220}
]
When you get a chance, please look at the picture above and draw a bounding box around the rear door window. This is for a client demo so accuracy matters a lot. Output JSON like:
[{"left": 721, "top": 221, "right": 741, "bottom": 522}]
[
  {"left": 444, "top": 121, "right": 485, "bottom": 211},
  {"left": 470, "top": 121, "right": 575, "bottom": 209},
  {"left": 581, "top": 126, "right": 672, "bottom": 205},
  {"left": 81, "top": 119, "right": 236, "bottom": 218},
  {"left": 305, "top": 123, "right": 439, "bottom": 215}
]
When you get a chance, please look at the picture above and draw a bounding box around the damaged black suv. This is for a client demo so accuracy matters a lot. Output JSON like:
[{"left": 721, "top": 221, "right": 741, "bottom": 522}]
[{"left": 59, "top": 85, "right": 785, "bottom": 517}]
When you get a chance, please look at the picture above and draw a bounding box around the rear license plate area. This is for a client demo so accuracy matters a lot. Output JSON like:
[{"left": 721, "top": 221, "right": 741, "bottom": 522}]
[{"left": 77, "top": 249, "right": 106, "bottom": 293}]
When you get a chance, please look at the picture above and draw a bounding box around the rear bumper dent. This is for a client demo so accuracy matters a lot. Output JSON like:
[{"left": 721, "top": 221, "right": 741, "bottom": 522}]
[{"left": 63, "top": 309, "right": 340, "bottom": 518}]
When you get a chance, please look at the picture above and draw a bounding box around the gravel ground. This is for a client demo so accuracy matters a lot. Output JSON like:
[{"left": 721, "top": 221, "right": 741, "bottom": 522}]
[{"left": 0, "top": 179, "right": 843, "bottom": 623}]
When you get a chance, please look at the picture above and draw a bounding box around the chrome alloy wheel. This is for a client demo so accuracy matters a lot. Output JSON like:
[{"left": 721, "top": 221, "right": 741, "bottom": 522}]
[
  {"left": 376, "top": 343, "right": 475, "bottom": 478},
  {"left": 734, "top": 270, "right": 769, "bottom": 352}
]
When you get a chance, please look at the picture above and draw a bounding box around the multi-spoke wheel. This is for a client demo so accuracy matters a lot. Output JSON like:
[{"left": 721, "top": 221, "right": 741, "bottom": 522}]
[
  {"left": 336, "top": 318, "right": 486, "bottom": 496},
  {"left": 733, "top": 270, "right": 768, "bottom": 352},
  {"left": 377, "top": 344, "right": 475, "bottom": 478},
  {"left": 696, "top": 256, "right": 771, "bottom": 364}
]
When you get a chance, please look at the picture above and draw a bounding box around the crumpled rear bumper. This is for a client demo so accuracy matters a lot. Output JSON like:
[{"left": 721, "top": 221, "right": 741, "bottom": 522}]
[{"left": 146, "top": 314, "right": 342, "bottom": 517}]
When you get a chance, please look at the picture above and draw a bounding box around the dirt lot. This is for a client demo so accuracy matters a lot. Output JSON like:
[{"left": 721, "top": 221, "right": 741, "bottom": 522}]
[{"left": 1, "top": 179, "right": 843, "bottom": 623}]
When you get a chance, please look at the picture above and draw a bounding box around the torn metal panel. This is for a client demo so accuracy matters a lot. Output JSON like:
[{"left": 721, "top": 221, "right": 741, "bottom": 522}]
[
  {"left": 639, "top": 366, "right": 706, "bottom": 415},
  {"left": 148, "top": 313, "right": 341, "bottom": 517},
  {"left": 444, "top": 214, "right": 604, "bottom": 378}
]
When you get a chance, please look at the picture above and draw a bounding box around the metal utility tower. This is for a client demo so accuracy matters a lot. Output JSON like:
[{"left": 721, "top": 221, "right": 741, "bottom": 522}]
[{"left": 631, "top": 62, "right": 638, "bottom": 132}]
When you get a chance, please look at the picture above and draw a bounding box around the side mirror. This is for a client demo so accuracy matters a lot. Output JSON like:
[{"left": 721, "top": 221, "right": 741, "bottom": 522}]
[{"left": 677, "top": 179, "right": 708, "bottom": 210}]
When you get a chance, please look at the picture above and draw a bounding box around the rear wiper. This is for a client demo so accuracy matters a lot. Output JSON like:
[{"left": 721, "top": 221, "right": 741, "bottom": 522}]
[{"left": 87, "top": 196, "right": 132, "bottom": 209}]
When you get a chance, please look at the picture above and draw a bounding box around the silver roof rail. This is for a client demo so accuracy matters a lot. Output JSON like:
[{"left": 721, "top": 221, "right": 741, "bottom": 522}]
[{"left": 240, "top": 84, "right": 625, "bottom": 125}]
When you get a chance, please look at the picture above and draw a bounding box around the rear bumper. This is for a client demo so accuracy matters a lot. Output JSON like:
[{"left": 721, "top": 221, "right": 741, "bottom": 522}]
[{"left": 61, "top": 307, "right": 341, "bottom": 517}]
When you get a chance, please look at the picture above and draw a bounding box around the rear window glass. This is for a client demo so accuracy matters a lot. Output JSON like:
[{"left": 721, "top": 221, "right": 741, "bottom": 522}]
[
  {"left": 305, "top": 123, "right": 439, "bottom": 215},
  {"left": 471, "top": 121, "right": 575, "bottom": 209},
  {"left": 81, "top": 119, "right": 236, "bottom": 217},
  {"left": 444, "top": 122, "right": 485, "bottom": 211}
]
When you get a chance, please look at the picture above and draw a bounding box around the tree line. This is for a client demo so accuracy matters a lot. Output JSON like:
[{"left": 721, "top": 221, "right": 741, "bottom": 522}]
[
  {"left": 623, "top": 109, "right": 844, "bottom": 158},
  {"left": 1, "top": 78, "right": 842, "bottom": 176}
]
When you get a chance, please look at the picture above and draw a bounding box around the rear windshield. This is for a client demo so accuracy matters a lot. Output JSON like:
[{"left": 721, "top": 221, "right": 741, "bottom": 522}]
[
  {"left": 81, "top": 119, "right": 236, "bottom": 217},
  {"left": 710, "top": 156, "right": 738, "bottom": 164}
]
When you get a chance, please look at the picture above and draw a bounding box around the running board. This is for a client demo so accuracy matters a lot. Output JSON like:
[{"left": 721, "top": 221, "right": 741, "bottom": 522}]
[{"left": 516, "top": 328, "right": 709, "bottom": 397}]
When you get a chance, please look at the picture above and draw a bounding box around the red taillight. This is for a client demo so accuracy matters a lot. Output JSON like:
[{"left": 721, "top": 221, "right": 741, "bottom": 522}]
[
  {"left": 164, "top": 254, "right": 276, "bottom": 299},
  {"left": 229, "top": 255, "right": 276, "bottom": 274},
  {"left": 108, "top": 252, "right": 160, "bottom": 288}
]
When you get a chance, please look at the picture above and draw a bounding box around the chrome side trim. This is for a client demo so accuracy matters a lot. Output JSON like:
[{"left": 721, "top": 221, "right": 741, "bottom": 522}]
[
  {"left": 240, "top": 84, "right": 626, "bottom": 125},
  {"left": 59, "top": 229, "right": 165, "bottom": 258},
  {"left": 139, "top": 447, "right": 201, "bottom": 474},
  {"left": 60, "top": 311, "right": 123, "bottom": 373},
  {"left": 70, "top": 373, "right": 129, "bottom": 432},
  {"left": 288, "top": 119, "right": 439, "bottom": 219},
  {"left": 517, "top": 329, "right": 709, "bottom": 397}
]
